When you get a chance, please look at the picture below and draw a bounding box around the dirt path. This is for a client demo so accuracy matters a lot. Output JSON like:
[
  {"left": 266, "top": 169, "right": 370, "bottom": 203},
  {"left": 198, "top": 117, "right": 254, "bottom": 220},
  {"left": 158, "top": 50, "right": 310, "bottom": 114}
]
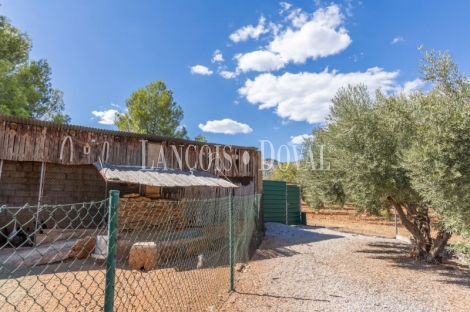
[{"left": 221, "top": 223, "right": 470, "bottom": 312}]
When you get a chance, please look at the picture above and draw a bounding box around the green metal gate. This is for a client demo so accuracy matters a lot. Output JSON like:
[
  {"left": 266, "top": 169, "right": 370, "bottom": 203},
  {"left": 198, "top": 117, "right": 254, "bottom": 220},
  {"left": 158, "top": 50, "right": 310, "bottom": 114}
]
[
  {"left": 286, "top": 184, "right": 301, "bottom": 225},
  {"left": 262, "top": 180, "right": 301, "bottom": 225},
  {"left": 262, "top": 180, "right": 287, "bottom": 224}
]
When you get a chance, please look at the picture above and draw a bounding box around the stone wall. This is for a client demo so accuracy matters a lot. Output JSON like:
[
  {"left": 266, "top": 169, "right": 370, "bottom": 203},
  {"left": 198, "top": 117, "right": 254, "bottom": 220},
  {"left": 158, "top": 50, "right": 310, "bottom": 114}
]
[
  {"left": 118, "top": 194, "right": 189, "bottom": 233},
  {"left": 0, "top": 160, "right": 138, "bottom": 230},
  {"left": 0, "top": 161, "right": 42, "bottom": 207}
]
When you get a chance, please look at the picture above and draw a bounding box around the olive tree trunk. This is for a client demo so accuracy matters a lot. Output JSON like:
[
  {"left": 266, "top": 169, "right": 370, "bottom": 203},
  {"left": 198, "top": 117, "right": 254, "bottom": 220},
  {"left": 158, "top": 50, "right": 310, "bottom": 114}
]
[{"left": 387, "top": 197, "right": 452, "bottom": 263}]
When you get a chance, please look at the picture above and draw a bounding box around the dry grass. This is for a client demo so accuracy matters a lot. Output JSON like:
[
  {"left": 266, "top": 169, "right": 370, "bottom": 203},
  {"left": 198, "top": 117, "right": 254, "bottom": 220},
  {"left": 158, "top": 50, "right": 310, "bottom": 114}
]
[{"left": 302, "top": 203, "right": 466, "bottom": 245}]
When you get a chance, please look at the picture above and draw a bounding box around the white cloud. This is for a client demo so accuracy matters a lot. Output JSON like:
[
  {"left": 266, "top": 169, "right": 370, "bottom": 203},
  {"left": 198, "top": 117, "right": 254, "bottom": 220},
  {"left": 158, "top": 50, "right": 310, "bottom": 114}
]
[
  {"left": 229, "top": 16, "right": 269, "bottom": 43},
  {"left": 234, "top": 100, "right": 239, "bottom": 105},
  {"left": 233, "top": 5, "right": 352, "bottom": 73},
  {"left": 344, "top": 0, "right": 354, "bottom": 17},
  {"left": 198, "top": 119, "right": 253, "bottom": 134},
  {"left": 391, "top": 37, "right": 403, "bottom": 44},
  {"left": 268, "top": 5, "right": 351, "bottom": 64},
  {"left": 211, "top": 50, "right": 224, "bottom": 63},
  {"left": 349, "top": 52, "right": 363, "bottom": 62},
  {"left": 280, "top": 2, "right": 292, "bottom": 13},
  {"left": 92, "top": 109, "right": 119, "bottom": 125},
  {"left": 238, "top": 67, "right": 400, "bottom": 124},
  {"left": 219, "top": 70, "right": 238, "bottom": 79},
  {"left": 290, "top": 134, "right": 313, "bottom": 145},
  {"left": 110, "top": 103, "right": 120, "bottom": 108},
  {"left": 399, "top": 78, "right": 424, "bottom": 95},
  {"left": 235, "top": 51, "right": 285, "bottom": 72},
  {"left": 286, "top": 8, "right": 309, "bottom": 28},
  {"left": 269, "top": 22, "right": 283, "bottom": 36},
  {"left": 190, "top": 65, "right": 213, "bottom": 75}
]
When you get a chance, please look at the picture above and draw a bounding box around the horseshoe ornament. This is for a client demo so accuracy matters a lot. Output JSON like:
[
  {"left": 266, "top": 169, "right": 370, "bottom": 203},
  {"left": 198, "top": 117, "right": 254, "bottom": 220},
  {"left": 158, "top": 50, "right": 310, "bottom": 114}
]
[
  {"left": 101, "top": 141, "right": 110, "bottom": 162},
  {"left": 59, "top": 136, "right": 74, "bottom": 161},
  {"left": 83, "top": 143, "right": 91, "bottom": 155}
]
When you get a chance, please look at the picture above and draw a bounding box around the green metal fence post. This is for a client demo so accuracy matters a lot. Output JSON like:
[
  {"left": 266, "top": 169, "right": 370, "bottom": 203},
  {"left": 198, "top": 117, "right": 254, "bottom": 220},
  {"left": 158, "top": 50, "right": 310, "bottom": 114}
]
[
  {"left": 229, "top": 191, "right": 234, "bottom": 292},
  {"left": 254, "top": 193, "right": 259, "bottom": 249},
  {"left": 105, "top": 190, "right": 119, "bottom": 312}
]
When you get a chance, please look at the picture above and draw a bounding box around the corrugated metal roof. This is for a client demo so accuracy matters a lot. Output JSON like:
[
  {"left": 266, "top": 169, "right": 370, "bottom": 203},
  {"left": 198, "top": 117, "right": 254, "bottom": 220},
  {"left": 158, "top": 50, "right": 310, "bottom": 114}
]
[
  {"left": 0, "top": 114, "right": 257, "bottom": 150},
  {"left": 93, "top": 162, "right": 238, "bottom": 188}
]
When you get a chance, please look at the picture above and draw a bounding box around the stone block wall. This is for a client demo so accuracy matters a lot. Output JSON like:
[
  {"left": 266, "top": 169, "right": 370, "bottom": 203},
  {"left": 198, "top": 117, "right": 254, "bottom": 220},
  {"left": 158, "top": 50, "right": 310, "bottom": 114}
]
[
  {"left": 0, "top": 161, "right": 42, "bottom": 206},
  {"left": 0, "top": 161, "right": 42, "bottom": 231},
  {"left": 118, "top": 194, "right": 189, "bottom": 233},
  {"left": 0, "top": 160, "right": 138, "bottom": 230}
]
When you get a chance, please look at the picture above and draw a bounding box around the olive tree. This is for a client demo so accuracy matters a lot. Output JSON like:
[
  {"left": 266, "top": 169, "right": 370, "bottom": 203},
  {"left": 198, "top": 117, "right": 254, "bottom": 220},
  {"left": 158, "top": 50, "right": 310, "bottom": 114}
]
[{"left": 298, "top": 49, "right": 470, "bottom": 263}]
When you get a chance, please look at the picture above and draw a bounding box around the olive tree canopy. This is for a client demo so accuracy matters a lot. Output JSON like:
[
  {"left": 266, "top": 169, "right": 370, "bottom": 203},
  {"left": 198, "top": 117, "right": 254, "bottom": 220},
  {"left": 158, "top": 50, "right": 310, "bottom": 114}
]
[{"left": 298, "top": 49, "right": 470, "bottom": 263}]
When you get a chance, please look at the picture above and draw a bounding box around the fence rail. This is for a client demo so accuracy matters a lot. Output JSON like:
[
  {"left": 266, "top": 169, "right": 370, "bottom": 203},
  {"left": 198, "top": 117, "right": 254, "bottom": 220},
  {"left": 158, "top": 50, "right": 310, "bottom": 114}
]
[{"left": 0, "top": 191, "right": 260, "bottom": 311}]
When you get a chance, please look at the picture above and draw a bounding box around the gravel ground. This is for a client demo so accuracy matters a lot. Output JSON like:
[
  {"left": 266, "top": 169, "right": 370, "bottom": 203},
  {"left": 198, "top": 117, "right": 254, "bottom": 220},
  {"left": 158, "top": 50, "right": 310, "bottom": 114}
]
[{"left": 221, "top": 223, "right": 470, "bottom": 312}]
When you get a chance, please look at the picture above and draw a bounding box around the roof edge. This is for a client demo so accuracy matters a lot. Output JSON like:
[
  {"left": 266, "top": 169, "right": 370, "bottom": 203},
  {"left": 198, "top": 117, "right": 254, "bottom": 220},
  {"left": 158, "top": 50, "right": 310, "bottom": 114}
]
[{"left": 0, "top": 114, "right": 258, "bottom": 150}]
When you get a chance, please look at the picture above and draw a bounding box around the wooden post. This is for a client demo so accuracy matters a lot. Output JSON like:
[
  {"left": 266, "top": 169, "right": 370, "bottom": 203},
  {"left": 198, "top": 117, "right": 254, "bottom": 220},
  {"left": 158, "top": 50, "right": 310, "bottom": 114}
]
[
  {"left": 394, "top": 207, "right": 398, "bottom": 236},
  {"left": 35, "top": 162, "right": 46, "bottom": 239},
  {"left": 0, "top": 159, "right": 3, "bottom": 188},
  {"left": 255, "top": 193, "right": 259, "bottom": 248},
  {"left": 256, "top": 151, "right": 263, "bottom": 194},
  {"left": 256, "top": 151, "right": 264, "bottom": 237}
]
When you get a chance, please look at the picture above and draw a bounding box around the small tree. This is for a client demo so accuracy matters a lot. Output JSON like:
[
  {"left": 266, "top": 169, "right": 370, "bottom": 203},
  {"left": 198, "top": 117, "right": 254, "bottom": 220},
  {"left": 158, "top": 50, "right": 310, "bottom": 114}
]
[
  {"left": 299, "top": 49, "right": 470, "bottom": 263},
  {"left": 194, "top": 134, "right": 207, "bottom": 142},
  {"left": 115, "top": 80, "right": 188, "bottom": 138},
  {"left": 0, "top": 16, "right": 69, "bottom": 123},
  {"left": 266, "top": 163, "right": 298, "bottom": 184}
]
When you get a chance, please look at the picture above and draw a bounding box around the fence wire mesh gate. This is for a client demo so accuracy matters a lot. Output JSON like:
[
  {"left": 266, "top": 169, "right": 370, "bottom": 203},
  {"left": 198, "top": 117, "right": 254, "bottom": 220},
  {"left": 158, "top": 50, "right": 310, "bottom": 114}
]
[{"left": 0, "top": 191, "right": 260, "bottom": 312}]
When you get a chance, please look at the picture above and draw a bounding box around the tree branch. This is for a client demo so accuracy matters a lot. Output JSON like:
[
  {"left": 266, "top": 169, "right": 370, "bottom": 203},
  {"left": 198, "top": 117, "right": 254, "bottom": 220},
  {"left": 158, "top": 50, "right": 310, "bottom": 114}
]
[
  {"left": 428, "top": 230, "right": 452, "bottom": 263},
  {"left": 387, "top": 196, "right": 427, "bottom": 246}
]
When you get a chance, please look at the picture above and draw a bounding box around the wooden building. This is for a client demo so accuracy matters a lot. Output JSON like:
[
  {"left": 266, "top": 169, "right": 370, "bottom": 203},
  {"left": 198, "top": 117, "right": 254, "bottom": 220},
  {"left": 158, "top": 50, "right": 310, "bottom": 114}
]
[{"left": 0, "top": 114, "right": 263, "bottom": 229}]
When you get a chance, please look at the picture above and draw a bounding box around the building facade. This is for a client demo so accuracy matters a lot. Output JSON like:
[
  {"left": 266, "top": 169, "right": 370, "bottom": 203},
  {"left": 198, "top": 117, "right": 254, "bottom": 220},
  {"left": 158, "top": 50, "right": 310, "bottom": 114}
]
[{"left": 0, "top": 114, "right": 263, "bottom": 229}]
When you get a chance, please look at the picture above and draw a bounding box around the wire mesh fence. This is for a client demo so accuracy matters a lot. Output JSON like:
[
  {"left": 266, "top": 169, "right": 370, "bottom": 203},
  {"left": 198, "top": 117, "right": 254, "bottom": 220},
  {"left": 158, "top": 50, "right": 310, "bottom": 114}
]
[
  {"left": 0, "top": 200, "right": 109, "bottom": 311},
  {"left": 0, "top": 191, "right": 260, "bottom": 312}
]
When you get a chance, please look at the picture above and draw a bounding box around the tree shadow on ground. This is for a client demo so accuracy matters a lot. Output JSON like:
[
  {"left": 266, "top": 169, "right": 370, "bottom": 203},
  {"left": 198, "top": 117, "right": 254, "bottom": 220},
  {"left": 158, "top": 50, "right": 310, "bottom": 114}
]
[
  {"left": 252, "top": 224, "right": 343, "bottom": 261},
  {"left": 356, "top": 242, "right": 470, "bottom": 287},
  {"left": 234, "top": 291, "right": 330, "bottom": 302},
  {"left": 0, "top": 224, "right": 342, "bottom": 279}
]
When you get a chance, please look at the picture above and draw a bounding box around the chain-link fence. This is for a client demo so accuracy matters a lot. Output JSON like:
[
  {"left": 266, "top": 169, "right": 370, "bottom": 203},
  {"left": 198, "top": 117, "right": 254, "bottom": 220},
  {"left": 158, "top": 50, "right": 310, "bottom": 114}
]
[{"left": 0, "top": 191, "right": 260, "bottom": 312}]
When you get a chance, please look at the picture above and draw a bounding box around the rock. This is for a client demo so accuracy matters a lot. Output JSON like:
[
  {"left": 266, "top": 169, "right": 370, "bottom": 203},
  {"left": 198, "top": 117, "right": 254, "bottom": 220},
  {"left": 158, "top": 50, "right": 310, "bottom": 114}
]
[
  {"left": 235, "top": 263, "right": 245, "bottom": 272},
  {"left": 197, "top": 254, "right": 206, "bottom": 269},
  {"left": 128, "top": 242, "right": 159, "bottom": 271},
  {"left": 116, "top": 239, "right": 133, "bottom": 260},
  {"left": 442, "top": 249, "right": 452, "bottom": 258},
  {"left": 24, "top": 248, "right": 71, "bottom": 266},
  {"left": 123, "top": 193, "right": 140, "bottom": 198},
  {"left": 69, "top": 236, "right": 96, "bottom": 259}
]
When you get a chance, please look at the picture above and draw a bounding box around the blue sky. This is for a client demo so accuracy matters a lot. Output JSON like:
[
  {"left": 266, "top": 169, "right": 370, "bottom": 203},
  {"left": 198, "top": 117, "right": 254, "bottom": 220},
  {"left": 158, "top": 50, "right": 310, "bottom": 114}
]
[{"left": 2, "top": 0, "right": 470, "bottom": 160}]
